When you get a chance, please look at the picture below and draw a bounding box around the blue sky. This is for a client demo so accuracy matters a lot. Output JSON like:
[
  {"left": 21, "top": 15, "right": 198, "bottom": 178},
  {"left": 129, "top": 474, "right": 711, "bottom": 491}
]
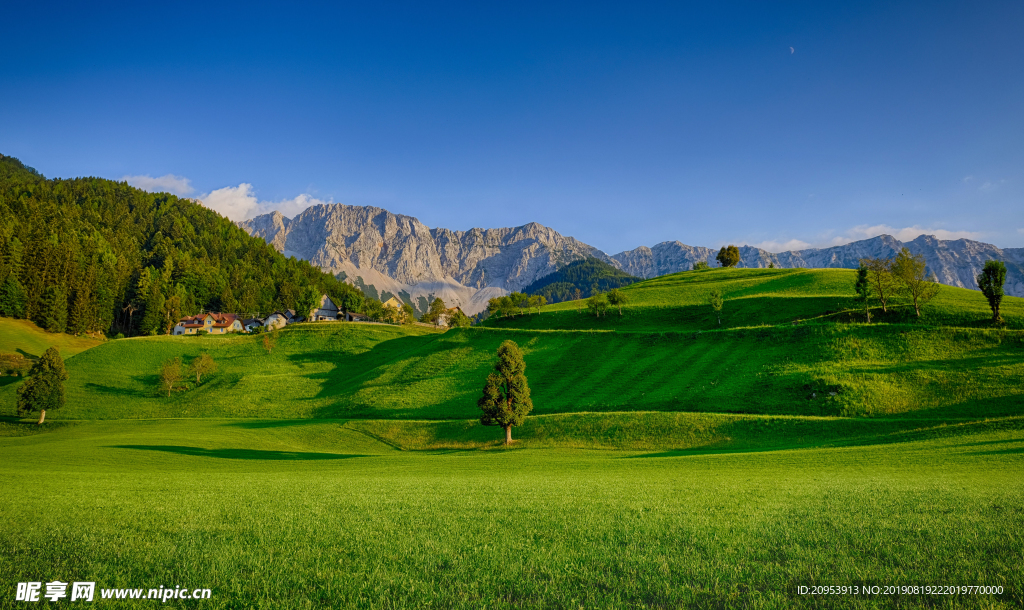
[{"left": 2, "top": 1, "right": 1022, "bottom": 253}]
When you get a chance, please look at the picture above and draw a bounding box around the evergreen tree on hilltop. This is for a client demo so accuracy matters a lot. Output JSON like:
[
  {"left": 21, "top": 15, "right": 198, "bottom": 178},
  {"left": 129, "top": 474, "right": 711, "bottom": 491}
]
[{"left": 478, "top": 340, "right": 533, "bottom": 445}]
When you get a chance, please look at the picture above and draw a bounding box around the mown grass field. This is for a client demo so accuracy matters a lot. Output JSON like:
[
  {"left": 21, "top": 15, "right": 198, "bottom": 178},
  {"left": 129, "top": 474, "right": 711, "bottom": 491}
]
[
  {"left": 2, "top": 267, "right": 1022, "bottom": 608},
  {"left": 3, "top": 319, "right": 1020, "bottom": 423},
  {"left": 485, "top": 268, "right": 1024, "bottom": 332},
  {"left": 1, "top": 419, "right": 1021, "bottom": 609}
]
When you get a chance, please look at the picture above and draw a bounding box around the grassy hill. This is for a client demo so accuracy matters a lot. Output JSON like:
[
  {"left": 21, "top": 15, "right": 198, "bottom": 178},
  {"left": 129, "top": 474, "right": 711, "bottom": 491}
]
[
  {"left": 3, "top": 267, "right": 1022, "bottom": 608},
  {"left": 3, "top": 317, "right": 1020, "bottom": 426},
  {"left": 485, "top": 268, "right": 1024, "bottom": 331},
  {"left": 0, "top": 317, "right": 103, "bottom": 358}
]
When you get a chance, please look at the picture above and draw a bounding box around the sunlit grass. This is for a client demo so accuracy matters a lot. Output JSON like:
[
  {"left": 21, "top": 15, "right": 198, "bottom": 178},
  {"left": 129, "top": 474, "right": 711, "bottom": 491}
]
[{"left": 0, "top": 419, "right": 1020, "bottom": 609}]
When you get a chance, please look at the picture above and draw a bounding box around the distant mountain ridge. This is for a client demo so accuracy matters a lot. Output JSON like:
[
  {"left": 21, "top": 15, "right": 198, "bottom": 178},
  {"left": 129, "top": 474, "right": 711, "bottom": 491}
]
[
  {"left": 240, "top": 205, "right": 609, "bottom": 314},
  {"left": 611, "top": 235, "right": 1024, "bottom": 297},
  {"left": 239, "top": 203, "right": 1024, "bottom": 312}
]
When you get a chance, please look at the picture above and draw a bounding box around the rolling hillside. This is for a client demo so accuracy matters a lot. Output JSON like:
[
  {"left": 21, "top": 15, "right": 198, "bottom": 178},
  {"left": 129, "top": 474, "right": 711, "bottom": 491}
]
[
  {"left": 3, "top": 268, "right": 1021, "bottom": 428},
  {"left": 484, "top": 267, "right": 1024, "bottom": 331}
]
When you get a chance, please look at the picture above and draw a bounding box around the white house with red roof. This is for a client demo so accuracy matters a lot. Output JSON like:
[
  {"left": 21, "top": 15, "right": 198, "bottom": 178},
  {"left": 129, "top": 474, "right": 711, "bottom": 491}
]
[{"left": 172, "top": 313, "right": 244, "bottom": 335}]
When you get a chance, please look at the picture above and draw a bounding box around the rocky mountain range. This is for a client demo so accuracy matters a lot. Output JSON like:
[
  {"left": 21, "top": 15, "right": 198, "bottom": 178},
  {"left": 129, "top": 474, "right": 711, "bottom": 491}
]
[
  {"left": 240, "top": 205, "right": 608, "bottom": 314},
  {"left": 240, "top": 203, "right": 1024, "bottom": 313}
]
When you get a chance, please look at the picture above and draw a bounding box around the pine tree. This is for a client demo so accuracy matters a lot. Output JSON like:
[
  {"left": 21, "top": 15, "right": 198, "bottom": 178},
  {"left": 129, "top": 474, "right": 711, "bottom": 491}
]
[
  {"left": 855, "top": 265, "right": 872, "bottom": 323},
  {"left": 17, "top": 347, "right": 69, "bottom": 424},
  {"left": 141, "top": 274, "right": 165, "bottom": 335},
  {"left": 0, "top": 275, "right": 27, "bottom": 318},
  {"left": 37, "top": 285, "right": 68, "bottom": 333},
  {"left": 478, "top": 340, "right": 533, "bottom": 445}
]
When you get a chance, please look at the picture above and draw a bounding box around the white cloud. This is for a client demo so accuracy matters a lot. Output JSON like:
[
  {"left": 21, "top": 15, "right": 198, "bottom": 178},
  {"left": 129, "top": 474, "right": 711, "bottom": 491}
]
[
  {"left": 743, "top": 224, "right": 984, "bottom": 253},
  {"left": 197, "top": 183, "right": 329, "bottom": 221},
  {"left": 1018, "top": 228, "right": 1024, "bottom": 235},
  {"left": 749, "top": 238, "right": 812, "bottom": 252},
  {"left": 123, "top": 174, "right": 194, "bottom": 196},
  {"left": 837, "top": 224, "right": 983, "bottom": 244}
]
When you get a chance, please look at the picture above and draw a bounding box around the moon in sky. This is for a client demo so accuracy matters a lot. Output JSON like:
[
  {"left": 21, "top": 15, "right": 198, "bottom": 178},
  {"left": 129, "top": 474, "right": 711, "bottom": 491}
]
[{"left": 790, "top": 46, "right": 795, "bottom": 54}]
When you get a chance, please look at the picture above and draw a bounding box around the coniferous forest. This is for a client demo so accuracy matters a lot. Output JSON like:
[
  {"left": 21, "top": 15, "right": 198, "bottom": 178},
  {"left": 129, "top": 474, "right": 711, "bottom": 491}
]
[{"left": 0, "top": 154, "right": 362, "bottom": 336}]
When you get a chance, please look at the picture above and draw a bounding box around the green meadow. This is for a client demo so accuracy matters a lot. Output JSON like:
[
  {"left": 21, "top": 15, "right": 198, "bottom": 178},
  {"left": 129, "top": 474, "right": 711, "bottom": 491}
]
[
  {"left": 2, "top": 268, "right": 1023, "bottom": 608},
  {"left": 0, "top": 420, "right": 1021, "bottom": 609}
]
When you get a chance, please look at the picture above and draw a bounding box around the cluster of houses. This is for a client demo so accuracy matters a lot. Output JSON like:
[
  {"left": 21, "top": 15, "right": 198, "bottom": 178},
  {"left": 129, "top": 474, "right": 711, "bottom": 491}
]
[{"left": 170, "top": 294, "right": 461, "bottom": 336}]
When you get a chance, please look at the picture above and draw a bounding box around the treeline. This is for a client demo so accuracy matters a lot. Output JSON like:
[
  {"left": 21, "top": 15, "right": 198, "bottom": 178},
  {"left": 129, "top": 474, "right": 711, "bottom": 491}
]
[
  {"left": 0, "top": 154, "right": 362, "bottom": 336},
  {"left": 522, "top": 257, "right": 639, "bottom": 303}
]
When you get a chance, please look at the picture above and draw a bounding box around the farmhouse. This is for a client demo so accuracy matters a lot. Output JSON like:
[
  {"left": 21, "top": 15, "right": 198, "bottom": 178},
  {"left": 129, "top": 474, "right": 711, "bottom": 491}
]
[
  {"left": 309, "top": 294, "right": 341, "bottom": 321},
  {"left": 382, "top": 296, "right": 405, "bottom": 311},
  {"left": 264, "top": 310, "right": 298, "bottom": 330},
  {"left": 242, "top": 317, "right": 264, "bottom": 332},
  {"left": 345, "top": 312, "right": 369, "bottom": 322},
  {"left": 172, "top": 313, "right": 244, "bottom": 335}
]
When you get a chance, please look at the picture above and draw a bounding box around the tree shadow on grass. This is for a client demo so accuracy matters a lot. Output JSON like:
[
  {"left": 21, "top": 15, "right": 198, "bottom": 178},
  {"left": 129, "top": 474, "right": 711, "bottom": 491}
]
[{"left": 110, "top": 445, "right": 367, "bottom": 460}]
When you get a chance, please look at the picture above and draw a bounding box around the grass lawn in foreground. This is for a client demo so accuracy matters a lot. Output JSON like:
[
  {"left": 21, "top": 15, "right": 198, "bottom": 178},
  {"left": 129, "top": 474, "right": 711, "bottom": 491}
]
[{"left": 0, "top": 419, "right": 1021, "bottom": 609}]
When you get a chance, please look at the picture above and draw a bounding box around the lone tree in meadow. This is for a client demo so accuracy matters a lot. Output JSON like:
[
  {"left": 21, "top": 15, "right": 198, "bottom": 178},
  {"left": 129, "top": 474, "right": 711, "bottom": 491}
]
[
  {"left": 17, "top": 347, "right": 68, "bottom": 425},
  {"left": 587, "top": 292, "right": 609, "bottom": 317},
  {"left": 606, "top": 288, "right": 628, "bottom": 315},
  {"left": 891, "top": 248, "right": 939, "bottom": 318},
  {"left": 160, "top": 357, "right": 184, "bottom": 397},
  {"left": 478, "top": 340, "right": 533, "bottom": 445},
  {"left": 977, "top": 260, "right": 1007, "bottom": 323},
  {"left": 860, "top": 257, "right": 898, "bottom": 313},
  {"left": 854, "top": 264, "right": 872, "bottom": 323},
  {"left": 708, "top": 289, "right": 724, "bottom": 325},
  {"left": 189, "top": 352, "right": 218, "bottom": 385},
  {"left": 692, "top": 261, "right": 710, "bottom": 271},
  {"left": 716, "top": 245, "right": 740, "bottom": 268}
]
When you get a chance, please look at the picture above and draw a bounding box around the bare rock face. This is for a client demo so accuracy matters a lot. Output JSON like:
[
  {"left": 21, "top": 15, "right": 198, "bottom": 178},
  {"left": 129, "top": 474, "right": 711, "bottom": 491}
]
[
  {"left": 611, "top": 235, "right": 1024, "bottom": 297},
  {"left": 239, "top": 203, "right": 1024, "bottom": 307},
  {"left": 239, "top": 204, "right": 609, "bottom": 313}
]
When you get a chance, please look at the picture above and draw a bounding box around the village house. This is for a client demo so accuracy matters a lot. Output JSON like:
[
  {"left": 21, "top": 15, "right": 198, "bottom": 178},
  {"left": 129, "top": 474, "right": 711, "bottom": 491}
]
[
  {"left": 382, "top": 296, "right": 411, "bottom": 323},
  {"left": 309, "top": 294, "right": 341, "bottom": 321},
  {"left": 242, "top": 317, "right": 265, "bottom": 332},
  {"left": 264, "top": 309, "right": 297, "bottom": 330},
  {"left": 172, "top": 313, "right": 244, "bottom": 335}
]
